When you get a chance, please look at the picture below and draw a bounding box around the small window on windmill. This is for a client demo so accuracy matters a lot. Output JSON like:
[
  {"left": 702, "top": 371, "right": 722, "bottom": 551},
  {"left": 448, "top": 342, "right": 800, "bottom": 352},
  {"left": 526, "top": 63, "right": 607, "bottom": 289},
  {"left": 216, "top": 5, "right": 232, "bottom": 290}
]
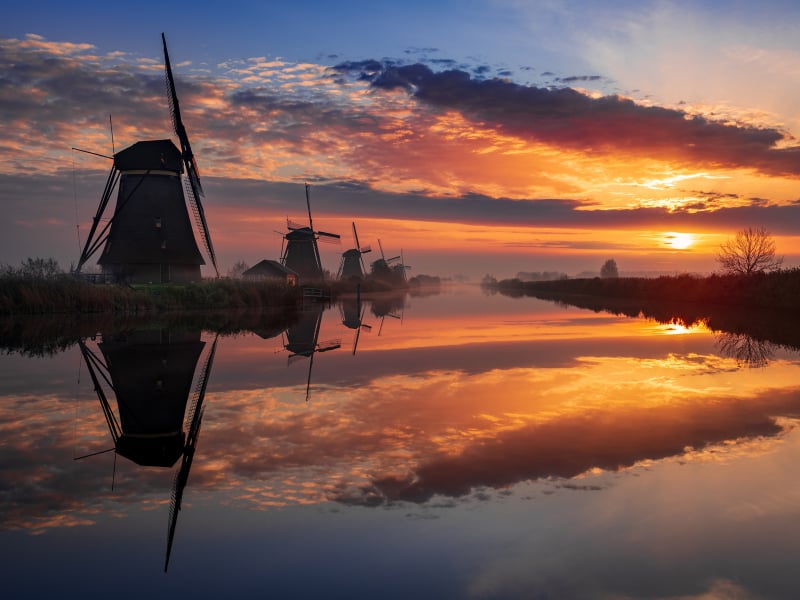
[{"left": 155, "top": 217, "right": 162, "bottom": 229}]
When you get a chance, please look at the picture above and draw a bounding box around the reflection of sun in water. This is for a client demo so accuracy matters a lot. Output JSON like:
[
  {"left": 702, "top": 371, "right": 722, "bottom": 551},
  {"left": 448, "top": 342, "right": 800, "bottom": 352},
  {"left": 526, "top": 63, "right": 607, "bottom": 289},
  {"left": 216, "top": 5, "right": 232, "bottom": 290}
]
[{"left": 667, "top": 232, "right": 694, "bottom": 250}]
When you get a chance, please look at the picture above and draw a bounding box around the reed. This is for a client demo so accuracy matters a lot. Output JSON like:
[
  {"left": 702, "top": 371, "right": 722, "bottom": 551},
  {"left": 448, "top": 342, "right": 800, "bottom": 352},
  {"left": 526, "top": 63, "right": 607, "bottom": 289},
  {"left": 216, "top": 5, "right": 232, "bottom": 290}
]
[{"left": 0, "top": 275, "right": 304, "bottom": 315}]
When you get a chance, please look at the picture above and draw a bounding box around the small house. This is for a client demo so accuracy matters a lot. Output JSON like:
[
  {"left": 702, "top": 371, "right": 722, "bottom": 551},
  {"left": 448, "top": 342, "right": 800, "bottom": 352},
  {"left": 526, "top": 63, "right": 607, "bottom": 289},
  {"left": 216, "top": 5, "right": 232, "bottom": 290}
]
[{"left": 242, "top": 259, "right": 298, "bottom": 286}]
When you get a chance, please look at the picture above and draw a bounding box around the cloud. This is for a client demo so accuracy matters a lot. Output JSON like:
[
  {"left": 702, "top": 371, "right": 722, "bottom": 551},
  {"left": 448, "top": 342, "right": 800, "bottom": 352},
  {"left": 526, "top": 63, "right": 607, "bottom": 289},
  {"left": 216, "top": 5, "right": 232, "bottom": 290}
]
[{"left": 334, "top": 60, "right": 800, "bottom": 178}]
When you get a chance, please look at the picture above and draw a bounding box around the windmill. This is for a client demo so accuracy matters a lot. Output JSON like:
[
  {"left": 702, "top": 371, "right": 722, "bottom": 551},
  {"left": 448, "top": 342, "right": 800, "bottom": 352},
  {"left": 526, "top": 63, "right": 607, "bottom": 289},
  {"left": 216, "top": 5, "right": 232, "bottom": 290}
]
[
  {"left": 337, "top": 222, "right": 371, "bottom": 280},
  {"left": 369, "top": 239, "right": 408, "bottom": 286},
  {"left": 283, "top": 304, "right": 340, "bottom": 401},
  {"left": 76, "top": 327, "right": 218, "bottom": 571},
  {"left": 280, "top": 184, "right": 340, "bottom": 282},
  {"left": 74, "top": 33, "right": 218, "bottom": 283}
]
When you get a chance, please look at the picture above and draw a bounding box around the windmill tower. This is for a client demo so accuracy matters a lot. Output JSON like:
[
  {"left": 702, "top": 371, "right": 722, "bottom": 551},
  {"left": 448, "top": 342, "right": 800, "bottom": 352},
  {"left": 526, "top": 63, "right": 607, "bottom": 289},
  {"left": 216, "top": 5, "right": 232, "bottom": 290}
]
[
  {"left": 75, "top": 33, "right": 218, "bottom": 283},
  {"left": 337, "top": 222, "right": 371, "bottom": 280},
  {"left": 280, "top": 184, "right": 340, "bottom": 282}
]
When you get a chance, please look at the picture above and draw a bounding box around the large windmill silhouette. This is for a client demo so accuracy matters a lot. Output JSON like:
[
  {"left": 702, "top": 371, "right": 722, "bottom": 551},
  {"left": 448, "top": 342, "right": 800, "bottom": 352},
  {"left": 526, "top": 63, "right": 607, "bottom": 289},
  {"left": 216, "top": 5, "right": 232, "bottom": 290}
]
[
  {"left": 337, "top": 222, "right": 371, "bottom": 280},
  {"left": 280, "top": 184, "right": 339, "bottom": 281},
  {"left": 77, "top": 327, "right": 218, "bottom": 571},
  {"left": 75, "top": 33, "right": 218, "bottom": 283}
]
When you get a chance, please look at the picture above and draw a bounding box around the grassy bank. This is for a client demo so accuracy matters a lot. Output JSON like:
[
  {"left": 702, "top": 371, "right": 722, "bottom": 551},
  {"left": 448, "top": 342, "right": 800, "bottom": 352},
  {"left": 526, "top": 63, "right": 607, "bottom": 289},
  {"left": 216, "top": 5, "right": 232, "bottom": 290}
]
[
  {"left": 0, "top": 276, "right": 304, "bottom": 315},
  {"left": 489, "top": 270, "right": 800, "bottom": 311}
]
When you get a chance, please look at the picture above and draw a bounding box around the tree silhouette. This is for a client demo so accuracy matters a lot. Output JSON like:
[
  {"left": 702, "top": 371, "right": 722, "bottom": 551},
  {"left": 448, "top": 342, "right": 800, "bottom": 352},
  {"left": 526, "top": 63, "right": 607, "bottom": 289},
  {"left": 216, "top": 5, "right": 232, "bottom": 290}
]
[
  {"left": 227, "top": 260, "right": 249, "bottom": 279},
  {"left": 600, "top": 259, "right": 618, "bottom": 278},
  {"left": 716, "top": 226, "right": 783, "bottom": 274}
]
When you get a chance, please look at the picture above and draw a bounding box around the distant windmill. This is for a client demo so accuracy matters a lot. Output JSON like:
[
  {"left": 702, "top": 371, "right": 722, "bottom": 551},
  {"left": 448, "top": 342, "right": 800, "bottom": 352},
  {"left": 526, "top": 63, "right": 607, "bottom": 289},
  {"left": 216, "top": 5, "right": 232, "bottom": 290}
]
[
  {"left": 75, "top": 33, "right": 218, "bottom": 283},
  {"left": 76, "top": 327, "right": 218, "bottom": 571},
  {"left": 337, "top": 222, "right": 371, "bottom": 280},
  {"left": 280, "top": 184, "right": 340, "bottom": 281},
  {"left": 370, "top": 239, "right": 409, "bottom": 286}
]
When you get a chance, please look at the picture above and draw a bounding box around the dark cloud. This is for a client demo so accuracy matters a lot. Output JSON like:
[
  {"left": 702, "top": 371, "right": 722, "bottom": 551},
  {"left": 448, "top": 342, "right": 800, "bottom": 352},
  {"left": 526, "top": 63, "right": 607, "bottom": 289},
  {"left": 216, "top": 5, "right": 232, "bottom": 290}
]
[
  {"left": 556, "top": 75, "right": 604, "bottom": 83},
  {"left": 333, "top": 61, "right": 800, "bottom": 177}
]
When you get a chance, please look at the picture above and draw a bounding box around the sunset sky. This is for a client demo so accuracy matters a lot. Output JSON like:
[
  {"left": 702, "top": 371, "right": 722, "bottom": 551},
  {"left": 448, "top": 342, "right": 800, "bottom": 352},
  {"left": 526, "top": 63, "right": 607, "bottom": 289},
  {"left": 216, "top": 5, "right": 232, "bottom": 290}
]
[{"left": 2, "top": 0, "right": 800, "bottom": 278}]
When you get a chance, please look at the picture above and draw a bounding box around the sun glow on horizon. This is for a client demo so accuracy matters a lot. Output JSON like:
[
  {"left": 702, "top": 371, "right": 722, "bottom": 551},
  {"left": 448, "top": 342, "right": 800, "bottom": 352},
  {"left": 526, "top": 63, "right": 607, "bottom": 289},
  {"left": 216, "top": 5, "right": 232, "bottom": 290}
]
[{"left": 667, "top": 232, "right": 695, "bottom": 250}]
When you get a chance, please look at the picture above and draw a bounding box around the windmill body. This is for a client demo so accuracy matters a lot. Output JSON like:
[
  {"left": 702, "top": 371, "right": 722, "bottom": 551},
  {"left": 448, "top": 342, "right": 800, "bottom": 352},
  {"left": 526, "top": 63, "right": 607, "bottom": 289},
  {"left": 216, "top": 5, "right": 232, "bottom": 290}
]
[
  {"left": 98, "top": 140, "right": 205, "bottom": 284},
  {"left": 282, "top": 227, "right": 323, "bottom": 281},
  {"left": 339, "top": 248, "right": 364, "bottom": 279}
]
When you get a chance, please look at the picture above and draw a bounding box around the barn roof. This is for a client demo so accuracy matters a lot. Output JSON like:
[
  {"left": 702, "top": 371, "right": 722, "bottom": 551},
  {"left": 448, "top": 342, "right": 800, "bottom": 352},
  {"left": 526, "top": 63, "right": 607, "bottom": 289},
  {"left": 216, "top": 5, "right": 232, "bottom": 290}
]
[{"left": 243, "top": 259, "right": 298, "bottom": 278}]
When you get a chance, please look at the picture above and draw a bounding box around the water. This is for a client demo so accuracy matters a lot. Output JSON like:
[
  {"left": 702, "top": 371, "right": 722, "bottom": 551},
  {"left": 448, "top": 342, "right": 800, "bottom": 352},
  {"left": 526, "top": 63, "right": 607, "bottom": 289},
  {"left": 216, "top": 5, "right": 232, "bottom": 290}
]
[{"left": 2, "top": 285, "right": 800, "bottom": 599}]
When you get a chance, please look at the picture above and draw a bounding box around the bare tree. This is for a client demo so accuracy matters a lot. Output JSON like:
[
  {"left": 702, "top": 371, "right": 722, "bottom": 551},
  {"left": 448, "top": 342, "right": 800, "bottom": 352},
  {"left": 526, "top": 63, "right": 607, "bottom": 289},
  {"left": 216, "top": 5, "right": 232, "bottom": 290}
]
[
  {"left": 716, "top": 226, "right": 783, "bottom": 274},
  {"left": 227, "top": 260, "right": 249, "bottom": 279},
  {"left": 600, "top": 259, "right": 619, "bottom": 278}
]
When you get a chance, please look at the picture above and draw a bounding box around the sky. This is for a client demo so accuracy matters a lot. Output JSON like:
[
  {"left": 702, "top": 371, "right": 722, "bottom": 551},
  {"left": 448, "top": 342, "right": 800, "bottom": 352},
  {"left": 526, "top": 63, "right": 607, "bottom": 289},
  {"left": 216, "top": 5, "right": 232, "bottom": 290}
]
[{"left": 2, "top": 0, "right": 800, "bottom": 279}]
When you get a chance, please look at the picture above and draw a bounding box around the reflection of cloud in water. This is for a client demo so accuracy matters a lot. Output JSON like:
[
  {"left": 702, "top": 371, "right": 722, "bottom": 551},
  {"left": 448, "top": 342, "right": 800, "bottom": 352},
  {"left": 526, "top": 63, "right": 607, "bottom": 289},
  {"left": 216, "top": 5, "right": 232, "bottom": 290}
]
[
  {"left": 196, "top": 352, "right": 800, "bottom": 510},
  {"left": 337, "top": 393, "right": 795, "bottom": 505},
  {"left": 6, "top": 322, "right": 800, "bottom": 529}
]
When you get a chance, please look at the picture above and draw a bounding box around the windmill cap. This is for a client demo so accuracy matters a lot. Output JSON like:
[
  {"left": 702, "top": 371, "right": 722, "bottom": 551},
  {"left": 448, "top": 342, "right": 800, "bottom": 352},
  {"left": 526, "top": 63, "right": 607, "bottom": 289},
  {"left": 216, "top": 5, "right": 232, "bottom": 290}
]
[{"left": 114, "top": 139, "right": 183, "bottom": 173}]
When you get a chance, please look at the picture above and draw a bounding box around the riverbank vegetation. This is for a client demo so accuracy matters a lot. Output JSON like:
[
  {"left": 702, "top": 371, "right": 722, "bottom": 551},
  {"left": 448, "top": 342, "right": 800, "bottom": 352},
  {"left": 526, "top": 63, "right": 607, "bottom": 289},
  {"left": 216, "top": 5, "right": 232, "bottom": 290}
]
[
  {"left": 0, "top": 270, "right": 303, "bottom": 315},
  {"left": 484, "top": 269, "right": 800, "bottom": 312},
  {"left": 0, "top": 257, "right": 443, "bottom": 315}
]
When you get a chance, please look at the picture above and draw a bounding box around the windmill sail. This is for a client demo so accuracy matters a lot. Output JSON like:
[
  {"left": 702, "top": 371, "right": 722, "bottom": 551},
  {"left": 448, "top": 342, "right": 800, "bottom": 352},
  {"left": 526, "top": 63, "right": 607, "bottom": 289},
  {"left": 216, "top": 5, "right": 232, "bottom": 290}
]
[
  {"left": 165, "top": 333, "right": 218, "bottom": 572},
  {"left": 163, "top": 33, "right": 219, "bottom": 278}
]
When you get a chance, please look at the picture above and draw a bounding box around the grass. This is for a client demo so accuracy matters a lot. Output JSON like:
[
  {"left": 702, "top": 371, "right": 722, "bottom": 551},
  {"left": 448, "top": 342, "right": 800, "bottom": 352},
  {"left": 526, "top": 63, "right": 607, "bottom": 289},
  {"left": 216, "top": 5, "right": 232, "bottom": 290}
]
[{"left": 0, "top": 276, "right": 305, "bottom": 315}]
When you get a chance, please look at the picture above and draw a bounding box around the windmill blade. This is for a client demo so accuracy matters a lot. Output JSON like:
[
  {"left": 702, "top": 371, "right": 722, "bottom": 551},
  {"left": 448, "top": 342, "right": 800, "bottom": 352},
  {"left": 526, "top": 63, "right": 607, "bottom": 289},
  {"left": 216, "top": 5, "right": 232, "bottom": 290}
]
[
  {"left": 164, "top": 334, "right": 217, "bottom": 573},
  {"left": 163, "top": 34, "right": 201, "bottom": 194},
  {"left": 183, "top": 177, "right": 220, "bottom": 277},
  {"left": 75, "top": 166, "right": 120, "bottom": 273},
  {"left": 317, "top": 339, "right": 341, "bottom": 352},
  {"left": 163, "top": 33, "right": 219, "bottom": 277},
  {"left": 287, "top": 218, "right": 306, "bottom": 231},
  {"left": 317, "top": 232, "right": 341, "bottom": 245},
  {"left": 378, "top": 239, "right": 386, "bottom": 260},
  {"left": 305, "top": 183, "right": 314, "bottom": 230},
  {"left": 352, "top": 223, "right": 369, "bottom": 274}
]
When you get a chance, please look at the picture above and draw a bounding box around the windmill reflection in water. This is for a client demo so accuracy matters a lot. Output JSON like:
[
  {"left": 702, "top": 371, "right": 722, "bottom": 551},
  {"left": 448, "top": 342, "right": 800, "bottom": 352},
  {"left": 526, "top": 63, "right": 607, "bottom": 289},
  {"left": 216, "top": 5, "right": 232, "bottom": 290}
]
[
  {"left": 77, "top": 328, "right": 218, "bottom": 572},
  {"left": 282, "top": 302, "right": 341, "bottom": 401}
]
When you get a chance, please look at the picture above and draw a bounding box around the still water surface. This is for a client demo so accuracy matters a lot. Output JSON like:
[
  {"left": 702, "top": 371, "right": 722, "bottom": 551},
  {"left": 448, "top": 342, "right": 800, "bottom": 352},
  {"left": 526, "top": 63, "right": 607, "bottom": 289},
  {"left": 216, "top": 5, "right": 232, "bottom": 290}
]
[{"left": 2, "top": 285, "right": 800, "bottom": 599}]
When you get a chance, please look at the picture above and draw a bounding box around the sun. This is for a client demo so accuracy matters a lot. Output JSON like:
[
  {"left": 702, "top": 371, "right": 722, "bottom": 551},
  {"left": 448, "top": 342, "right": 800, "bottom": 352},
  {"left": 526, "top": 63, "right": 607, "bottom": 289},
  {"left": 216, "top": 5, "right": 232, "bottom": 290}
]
[{"left": 667, "top": 232, "right": 694, "bottom": 250}]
